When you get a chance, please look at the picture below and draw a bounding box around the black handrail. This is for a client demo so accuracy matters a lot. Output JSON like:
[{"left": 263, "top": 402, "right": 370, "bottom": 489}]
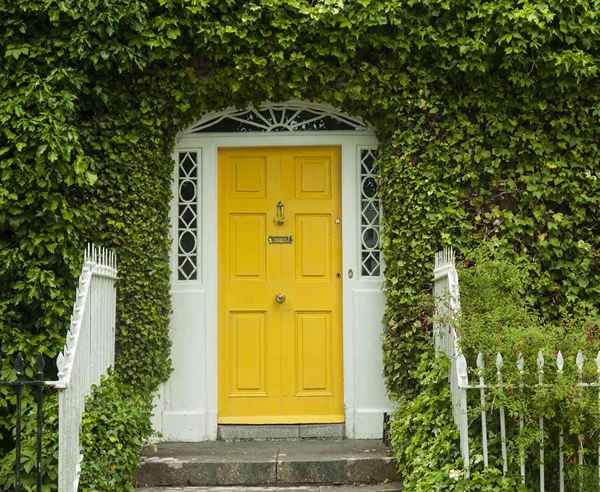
[{"left": 0, "top": 352, "right": 47, "bottom": 492}]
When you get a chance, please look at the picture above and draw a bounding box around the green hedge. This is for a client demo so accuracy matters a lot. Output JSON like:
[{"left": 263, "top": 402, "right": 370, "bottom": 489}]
[{"left": 1, "top": 1, "right": 598, "bottom": 489}]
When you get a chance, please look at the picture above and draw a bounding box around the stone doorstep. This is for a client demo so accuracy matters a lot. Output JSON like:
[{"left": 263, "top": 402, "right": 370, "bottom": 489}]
[
  {"left": 136, "top": 440, "right": 400, "bottom": 488},
  {"left": 137, "top": 484, "right": 403, "bottom": 492},
  {"left": 217, "top": 424, "right": 345, "bottom": 441}
]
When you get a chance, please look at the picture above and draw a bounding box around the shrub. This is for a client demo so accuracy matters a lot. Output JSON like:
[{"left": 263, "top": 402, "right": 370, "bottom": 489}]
[
  {"left": 78, "top": 372, "right": 154, "bottom": 492},
  {"left": 391, "top": 351, "right": 521, "bottom": 491},
  {"left": 392, "top": 243, "right": 600, "bottom": 490}
]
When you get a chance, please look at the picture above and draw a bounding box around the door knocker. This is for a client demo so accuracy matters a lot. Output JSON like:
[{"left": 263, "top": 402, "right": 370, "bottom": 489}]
[{"left": 274, "top": 201, "right": 286, "bottom": 225}]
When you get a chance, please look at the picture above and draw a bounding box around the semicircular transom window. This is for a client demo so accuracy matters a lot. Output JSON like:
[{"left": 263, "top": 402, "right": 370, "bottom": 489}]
[{"left": 190, "top": 102, "right": 369, "bottom": 133}]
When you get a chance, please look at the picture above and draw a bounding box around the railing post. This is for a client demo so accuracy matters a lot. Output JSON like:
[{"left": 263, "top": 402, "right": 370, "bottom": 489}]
[
  {"left": 51, "top": 244, "right": 118, "bottom": 492},
  {"left": 35, "top": 354, "right": 45, "bottom": 492},
  {"left": 537, "top": 351, "right": 545, "bottom": 492},
  {"left": 596, "top": 351, "right": 600, "bottom": 490},
  {"left": 14, "top": 354, "right": 24, "bottom": 492}
]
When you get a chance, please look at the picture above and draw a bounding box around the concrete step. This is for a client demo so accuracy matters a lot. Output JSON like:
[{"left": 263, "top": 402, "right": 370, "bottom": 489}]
[
  {"left": 136, "top": 440, "right": 399, "bottom": 488},
  {"left": 138, "top": 485, "right": 402, "bottom": 492}
]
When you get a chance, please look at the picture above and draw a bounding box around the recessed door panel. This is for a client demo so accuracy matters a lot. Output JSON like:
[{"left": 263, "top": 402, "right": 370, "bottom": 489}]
[
  {"left": 233, "top": 157, "right": 267, "bottom": 197},
  {"left": 295, "top": 312, "right": 331, "bottom": 394},
  {"left": 230, "top": 311, "right": 266, "bottom": 394},
  {"left": 295, "top": 157, "right": 332, "bottom": 198},
  {"left": 219, "top": 146, "right": 342, "bottom": 424},
  {"left": 230, "top": 214, "right": 266, "bottom": 278},
  {"left": 295, "top": 214, "right": 330, "bottom": 279}
]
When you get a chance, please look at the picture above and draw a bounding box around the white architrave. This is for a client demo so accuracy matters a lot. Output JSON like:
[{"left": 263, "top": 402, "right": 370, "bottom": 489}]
[{"left": 154, "top": 101, "right": 393, "bottom": 441}]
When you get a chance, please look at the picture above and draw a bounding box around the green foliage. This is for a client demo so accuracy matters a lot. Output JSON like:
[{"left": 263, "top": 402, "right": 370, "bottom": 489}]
[
  {"left": 0, "top": 393, "right": 58, "bottom": 492},
  {"left": 392, "top": 245, "right": 599, "bottom": 490},
  {"left": 79, "top": 372, "right": 154, "bottom": 492},
  {"left": 458, "top": 240, "right": 599, "bottom": 361},
  {"left": 455, "top": 243, "right": 600, "bottom": 489},
  {"left": 1, "top": 0, "right": 599, "bottom": 488},
  {"left": 392, "top": 247, "right": 600, "bottom": 490},
  {"left": 391, "top": 351, "right": 522, "bottom": 491}
]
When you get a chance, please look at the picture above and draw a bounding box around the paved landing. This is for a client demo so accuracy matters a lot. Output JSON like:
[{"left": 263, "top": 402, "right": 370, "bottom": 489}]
[{"left": 136, "top": 440, "right": 399, "bottom": 488}]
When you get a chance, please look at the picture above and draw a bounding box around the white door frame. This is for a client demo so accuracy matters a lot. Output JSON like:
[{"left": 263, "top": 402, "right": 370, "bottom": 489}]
[{"left": 157, "top": 105, "right": 393, "bottom": 441}]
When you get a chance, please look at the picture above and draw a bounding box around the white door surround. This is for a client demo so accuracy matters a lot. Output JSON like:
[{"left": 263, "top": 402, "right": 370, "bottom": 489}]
[{"left": 152, "top": 102, "right": 393, "bottom": 441}]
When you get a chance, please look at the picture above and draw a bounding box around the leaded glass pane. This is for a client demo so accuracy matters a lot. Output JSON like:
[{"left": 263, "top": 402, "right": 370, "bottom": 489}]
[
  {"left": 177, "top": 151, "right": 199, "bottom": 280},
  {"left": 360, "top": 148, "right": 382, "bottom": 278}
]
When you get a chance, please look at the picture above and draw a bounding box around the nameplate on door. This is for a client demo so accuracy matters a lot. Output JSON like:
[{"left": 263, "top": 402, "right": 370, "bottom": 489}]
[{"left": 268, "top": 235, "right": 293, "bottom": 244}]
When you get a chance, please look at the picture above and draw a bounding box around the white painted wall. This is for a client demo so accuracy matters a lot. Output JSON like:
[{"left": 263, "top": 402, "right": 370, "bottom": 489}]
[{"left": 152, "top": 126, "right": 394, "bottom": 441}]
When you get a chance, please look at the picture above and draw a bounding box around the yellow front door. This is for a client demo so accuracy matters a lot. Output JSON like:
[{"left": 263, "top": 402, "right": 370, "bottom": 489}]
[{"left": 218, "top": 146, "right": 343, "bottom": 424}]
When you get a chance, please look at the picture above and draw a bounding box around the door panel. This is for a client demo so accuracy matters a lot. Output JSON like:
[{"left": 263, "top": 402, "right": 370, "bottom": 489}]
[
  {"left": 230, "top": 214, "right": 266, "bottom": 278},
  {"left": 295, "top": 157, "right": 332, "bottom": 198},
  {"left": 295, "top": 311, "right": 331, "bottom": 394},
  {"left": 219, "top": 146, "right": 343, "bottom": 424},
  {"left": 230, "top": 311, "right": 266, "bottom": 394},
  {"left": 295, "top": 214, "right": 330, "bottom": 279}
]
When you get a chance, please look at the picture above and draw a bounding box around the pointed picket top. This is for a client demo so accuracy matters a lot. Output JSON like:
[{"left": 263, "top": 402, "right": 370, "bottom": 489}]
[
  {"left": 496, "top": 353, "right": 503, "bottom": 370},
  {"left": 477, "top": 352, "right": 485, "bottom": 370},
  {"left": 56, "top": 351, "right": 65, "bottom": 374},
  {"left": 435, "top": 247, "right": 455, "bottom": 270},
  {"left": 537, "top": 351, "right": 545, "bottom": 370},
  {"left": 576, "top": 351, "right": 584, "bottom": 373},
  {"left": 36, "top": 353, "right": 45, "bottom": 378},
  {"left": 596, "top": 351, "right": 600, "bottom": 374},
  {"left": 517, "top": 353, "right": 525, "bottom": 372},
  {"left": 14, "top": 353, "right": 24, "bottom": 376},
  {"left": 556, "top": 351, "right": 564, "bottom": 373},
  {"left": 456, "top": 353, "right": 469, "bottom": 388}
]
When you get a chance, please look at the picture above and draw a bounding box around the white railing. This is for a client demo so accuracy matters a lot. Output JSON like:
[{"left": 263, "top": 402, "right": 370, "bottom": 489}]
[
  {"left": 48, "top": 245, "right": 118, "bottom": 492},
  {"left": 433, "top": 248, "right": 600, "bottom": 490},
  {"left": 432, "top": 248, "right": 470, "bottom": 475}
]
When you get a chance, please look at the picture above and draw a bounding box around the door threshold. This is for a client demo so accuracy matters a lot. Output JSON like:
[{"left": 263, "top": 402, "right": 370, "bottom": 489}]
[{"left": 218, "top": 423, "right": 345, "bottom": 441}]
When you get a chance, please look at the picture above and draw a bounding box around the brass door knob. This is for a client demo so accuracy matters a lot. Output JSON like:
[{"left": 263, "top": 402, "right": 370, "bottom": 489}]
[{"left": 275, "top": 293, "right": 286, "bottom": 304}]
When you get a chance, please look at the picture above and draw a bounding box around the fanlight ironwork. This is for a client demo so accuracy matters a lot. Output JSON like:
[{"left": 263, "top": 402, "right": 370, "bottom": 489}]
[{"left": 190, "top": 102, "right": 369, "bottom": 133}]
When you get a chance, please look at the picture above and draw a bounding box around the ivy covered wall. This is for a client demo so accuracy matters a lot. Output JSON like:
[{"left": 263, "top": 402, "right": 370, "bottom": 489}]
[{"left": 1, "top": 0, "right": 598, "bottom": 487}]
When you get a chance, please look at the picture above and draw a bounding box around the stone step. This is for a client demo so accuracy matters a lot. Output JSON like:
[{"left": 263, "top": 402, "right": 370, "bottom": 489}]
[
  {"left": 218, "top": 424, "right": 345, "bottom": 441},
  {"left": 138, "top": 485, "right": 402, "bottom": 492},
  {"left": 136, "top": 440, "right": 399, "bottom": 488}
]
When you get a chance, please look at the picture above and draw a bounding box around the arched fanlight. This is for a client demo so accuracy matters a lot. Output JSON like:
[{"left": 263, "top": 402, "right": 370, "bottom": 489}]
[{"left": 189, "top": 101, "right": 369, "bottom": 133}]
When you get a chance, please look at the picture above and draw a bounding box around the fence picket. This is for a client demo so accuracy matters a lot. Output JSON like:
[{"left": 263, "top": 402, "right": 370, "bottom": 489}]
[
  {"left": 517, "top": 353, "right": 526, "bottom": 485},
  {"left": 576, "top": 351, "right": 585, "bottom": 492},
  {"left": 537, "top": 351, "right": 545, "bottom": 492},
  {"left": 496, "top": 353, "right": 508, "bottom": 476},
  {"left": 477, "top": 353, "right": 489, "bottom": 468},
  {"left": 557, "top": 351, "right": 565, "bottom": 492}
]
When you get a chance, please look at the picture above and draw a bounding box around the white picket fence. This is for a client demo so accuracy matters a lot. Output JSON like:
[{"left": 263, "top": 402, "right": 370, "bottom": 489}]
[
  {"left": 433, "top": 248, "right": 600, "bottom": 490},
  {"left": 47, "top": 245, "right": 118, "bottom": 492}
]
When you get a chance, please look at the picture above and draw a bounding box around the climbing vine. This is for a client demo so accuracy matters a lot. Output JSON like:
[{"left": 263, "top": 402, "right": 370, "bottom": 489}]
[{"left": 1, "top": 0, "right": 598, "bottom": 488}]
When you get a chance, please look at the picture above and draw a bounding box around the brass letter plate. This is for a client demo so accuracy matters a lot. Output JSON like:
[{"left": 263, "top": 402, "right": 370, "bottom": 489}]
[{"left": 268, "top": 235, "right": 293, "bottom": 244}]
